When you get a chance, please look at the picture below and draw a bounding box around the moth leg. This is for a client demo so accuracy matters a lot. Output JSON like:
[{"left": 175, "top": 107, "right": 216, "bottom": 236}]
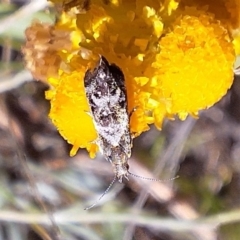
[
  {"left": 106, "top": 156, "right": 113, "bottom": 163},
  {"left": 84, "top": 110, "right": 93, "bottom": 117},
  {"left": 88, "top": 138, "right": 99, "bottom": 145},
  {"left": 131, "top": 132, "right": 138, "bottom": 139},
  {"left": 129, "top": 106, "right": 138, "bottom": 118}
]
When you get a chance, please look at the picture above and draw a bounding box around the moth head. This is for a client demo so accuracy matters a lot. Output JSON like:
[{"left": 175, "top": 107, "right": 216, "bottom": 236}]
[
  {"left": 114, "top": 162, "right": 129, "bottom": 183},
  {"left": 84, "top": 150, "right": 130, "bottom": 210},
  {"left": 108, "top": 147, "right": 130, "bottom": 183}
]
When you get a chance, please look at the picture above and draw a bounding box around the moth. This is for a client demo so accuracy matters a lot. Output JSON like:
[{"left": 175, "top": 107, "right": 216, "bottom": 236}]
[
  {"left": 83, "top": 56, "right": 176, "bottom": 209},
  {"left": 84, "top": 56, "right": 132, "bottom": 183}
]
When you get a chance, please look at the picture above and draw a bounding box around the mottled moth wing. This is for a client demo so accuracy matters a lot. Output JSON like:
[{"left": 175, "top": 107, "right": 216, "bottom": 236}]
[{"left": 84, "top": 56, "right": 132, "bottom": 173}]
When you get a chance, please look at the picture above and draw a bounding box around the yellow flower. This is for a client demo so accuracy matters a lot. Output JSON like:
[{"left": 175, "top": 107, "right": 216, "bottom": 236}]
[
  {"left": 151, "top": 10, "right": 235, "bottom": 122},
  {"left": 233, "top": 34, "right": 240, "bottom": 55},
  {"left": 46, "top": 65, "right": 98, "bottom": 157},
  {"left": 178, "top": 0, "right": 240, "bottom": 54},
  {"left": 24, "top": 0, "right": 237, "bottom": 157}
]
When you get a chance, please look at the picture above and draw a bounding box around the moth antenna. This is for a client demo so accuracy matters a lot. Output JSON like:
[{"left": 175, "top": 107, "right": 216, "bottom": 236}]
[
  {"left": 128, "top": 172, "right": 179, "bottom": 182},
  {"left": 84, "top": 175, "right": 117, "bottom": 210}
]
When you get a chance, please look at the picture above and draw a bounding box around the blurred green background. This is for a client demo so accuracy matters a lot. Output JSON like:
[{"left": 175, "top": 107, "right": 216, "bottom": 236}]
[{"left": 0, "top": 1, "right": 240, "bottom": 240}]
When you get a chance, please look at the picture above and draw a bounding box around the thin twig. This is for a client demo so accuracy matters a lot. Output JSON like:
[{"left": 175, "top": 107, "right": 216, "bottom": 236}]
[
  {"left": 234, "top": 66, "right": 240, "bottom": 76},
  {"left": 0, "top": 0, "right": 49, "bottom": 35},
  {"left": 0, "top": 210, "right": 213, "bottom": 230},
  {"left": 0, "top": 70, "right": 33, "bottom": 93},
  {"left": 0, "top": 208, "right": 239, "bottom": 230}
]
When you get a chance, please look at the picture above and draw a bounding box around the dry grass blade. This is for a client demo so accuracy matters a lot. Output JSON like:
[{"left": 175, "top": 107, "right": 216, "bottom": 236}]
[
  {"left": 123, "top": 118, "right": 201, "bottom": 240},
  {"left": 0, "top": 1, "right": 240, "bottom": 240}
]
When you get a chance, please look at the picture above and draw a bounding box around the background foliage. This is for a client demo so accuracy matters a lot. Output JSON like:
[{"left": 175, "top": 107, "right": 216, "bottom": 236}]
[{"left": 0, "top": 0, "right": 240, "bottom": 239}]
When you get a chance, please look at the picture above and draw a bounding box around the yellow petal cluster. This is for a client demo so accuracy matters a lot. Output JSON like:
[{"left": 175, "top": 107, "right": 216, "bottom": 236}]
[
  {"left": 23, "top": 0, "right": 238, "bottom": 157},
  {"left": 46, "top": 65, "right": 98, "bottom": 156},
  {"left": 151, "top": 10, "right": 235, "bottom": 122},
  {"left": 178, "top": 0, "right": 240, "bottom": 54}
]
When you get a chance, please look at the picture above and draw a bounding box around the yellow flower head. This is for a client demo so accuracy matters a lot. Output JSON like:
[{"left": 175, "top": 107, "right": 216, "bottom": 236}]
[
  {"left": 24, "top": 0, "right": 237, "bottom": 157},
  {"left": 151, "top": 9, "right": 235, "bottom": 121},
  {"left": 46, "top": 64, "right": 98, "bottom": 157}
]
